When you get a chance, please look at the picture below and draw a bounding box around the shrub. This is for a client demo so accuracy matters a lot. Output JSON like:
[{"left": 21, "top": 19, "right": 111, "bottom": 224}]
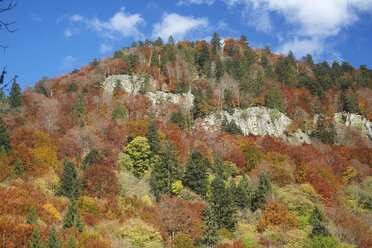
[
  {"left": 120, "top": 218, "right": 163, "bottom": 246},
  {"left": 303, "top": 236, "right": 340, "bottom": 248}
]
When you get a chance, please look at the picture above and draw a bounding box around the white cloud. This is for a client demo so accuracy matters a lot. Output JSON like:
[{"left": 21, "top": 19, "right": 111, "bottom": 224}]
[
  {"left": 221, "top": 0, "right": 372, "bottom": 58},
  {"left": 30, "top": 14, "right": 43, "bottom": 22},
  {"left": 152, "top": 13, "right": 209, "bottom": 41},
  {"left": 100, "top": 43, "right": 113, "bottom": 54},
  {"left": 177, "top": 0, "right": 215, "bottom": 6},
  {"left": 68, "top": 7, "right": 144, "bottom": 40},
  {"left": 70, "top": 14, "right": 83, "bottom": 22},
  {"left": 60, "top": 56, "right": 79, "bottom": 71},
  {"left": 277, "top": 37, "right": 324, "bottom": 58},
  {"left": 64, "top": 28, "right": 72, "bottom": 37}
]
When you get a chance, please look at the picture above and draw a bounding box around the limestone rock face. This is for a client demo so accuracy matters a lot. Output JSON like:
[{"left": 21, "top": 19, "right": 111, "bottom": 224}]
[
  {"left": 202, "top": 107, "right": 311, "bottom": 144},
  {"left": 334, "top": 112, "right": 372, "bottom": 139},
  {"left": 102, "top": 74, "right": 194, "bottom": 110}
]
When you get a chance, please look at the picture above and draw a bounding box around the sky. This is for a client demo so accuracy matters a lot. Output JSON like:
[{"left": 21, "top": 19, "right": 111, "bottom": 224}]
[{"left": 1, "top": 0, "right": 372, "bottom": 90}]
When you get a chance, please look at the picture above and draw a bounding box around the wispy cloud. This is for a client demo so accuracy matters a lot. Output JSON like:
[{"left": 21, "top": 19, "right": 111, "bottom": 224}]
[
  {"left": 60, "top": 55, "right": 79, "bottom": 72},
  {"left": 152, "top": 13, "right": 209, "bottom": 41},
  {"left": 67, "top": 7, "right": 144, "bottom": 40},
  {"left": 177, "top": 0, "right": 216, "bottom": 6},
  {"left": 30, "top": 14, "right": 43, "bottom": 22},
  {"left": 100, "top": 43, "right": 113, "bottom": 54},
  {"left": 221, "top": 0, "right": 372, "bottom": 59}
]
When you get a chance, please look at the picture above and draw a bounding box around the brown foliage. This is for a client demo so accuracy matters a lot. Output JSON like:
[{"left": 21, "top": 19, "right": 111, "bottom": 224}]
[
  {"left": 257, "top": 201, "right": 298, "bottom": 232},
  {"left": 0, "top": 216, "right": 34, "bottom": 248}
]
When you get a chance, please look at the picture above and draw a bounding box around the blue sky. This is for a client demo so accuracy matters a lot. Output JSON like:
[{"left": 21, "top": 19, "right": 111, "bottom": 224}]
[{"left": 1, "top": 0, "right": 372, "bottom": 90}]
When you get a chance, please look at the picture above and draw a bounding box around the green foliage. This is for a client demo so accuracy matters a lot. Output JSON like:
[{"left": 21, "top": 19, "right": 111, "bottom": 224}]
[
  {"left": 140, "top": 76, "right": 150, "bottom": 95},
  {"left": 63, "top": 199, "right": 84, "bottom": 233},
  {"left": 182, "top": 150, "right": 209, "bottom": 197},
  {"left": 71, "top": 92, "right": 85, "bottom": 118},
  {"left": 66, "top": 82, "right": 78, "bottom": 92},
  {"left": 9, "top": 77, "right": 23, "bottom": 108},
  {"left": 112, "top": 102, "right": 127, "bottom": 120},
  {"left": 209, "top": 176, "right": 237, "bottom": 231},
  {"left": 82, "top": 148, "right": 102, "bottom": 170},
  {"left": 26, "top": 206, "right": 38, "bottom": 224},
  {"left": 251, "top": 173, "right": 271, "bottom": 211},
  {"left": 13, "top": 158, "right": 24, "bottom": 175},
  {"left": 211, "top": 32, "right": 221, "bottom": 54},
  {"left": 309, "top": 206, "right": 327, "bottom": 225},
  {"left": 212, "top": 156, "right": 238, "bottom": 180},
  {"left": 202, "top": 206, "right": 220, "bottom": 246},
  {"left": 124, "top": 136, "right": 152, "bottom": 178},
  {"left": 29, "top": 228, "right": 44, "bottom": 248},
  {"left": 343, "top": 89, "right": 359, "bottom": 114},
  {"left": 150, "top": 50, "right": 160, "bottom": 67},
  {"left": 114, "top": 49, "right": 124, "bottom": 59},
  {"left": 221, "top": 117, "right": 243, "bottom": 135},
  {"left": 314, "top": 114, "right": 336, "bottom": 144},
  {"left": 224, "top": 89, "right": 234, "bottom": 114},
  {"left": 47, "top": 226, "right": 62, "bottom": 248},
  {"left": 150, "top": 141, "right": 182, "bottom": 200},
  {"left": 232, "top": 175, "right": 252, "bottom": 210},
  {"left": 171, "top": 180, "right": 184, "bottom": 196},
  {"left": 0, "top": 115, "right": 11, "bottom": 154},
  {"left": 265, "top": 84, "right": 284, "bottom": 112},
  {"left": 244, "top": 146, "right": 263, "bottom": 171},
  {"left": 89, "top": 58, "right": 99, "bottom": 67},
  {"left": 57, "top": 160, "right": 81, "bottom": 200},
  {"left": 198, "top": 41, "right": 212, "bottom": 77},
  {"left": 214, "top": 54, "right": 224, "bottom": 82},
  {"left": 303, "top": 236, "right": 340, "bottom": 248},
  {"left": 170, "top": 110, "right": 187, "bottom": 130},
  {"left": 66, "top": 235, "right": 78, "bottom": 248},
  {"left": 35, "top": 77, "right": 49, "bottom": 97},
  {"left": 146, "top": 121, "right": 160, "bottom": 155},
  {"left": 309, "top": 220, "right": 331, "bottom": 238}
]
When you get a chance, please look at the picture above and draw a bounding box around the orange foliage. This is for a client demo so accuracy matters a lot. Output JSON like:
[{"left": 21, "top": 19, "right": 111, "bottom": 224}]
[
  {"left": 0, "top": 216, "right": 34, "bottom": 248},
  {"left": 257, "top": 201, "right": 298, "bottom": 232}
]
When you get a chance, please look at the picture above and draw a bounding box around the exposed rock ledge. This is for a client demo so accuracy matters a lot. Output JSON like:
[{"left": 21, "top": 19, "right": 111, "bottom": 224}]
[
  {"left": 334, "top": 112, "right": 372, "bottom": 139},
  {"left": 201, "top": 107, "right": 311, "bottom": 145},
  {"left": 102, "top": 74, "right": 194, "bottom": 111}
]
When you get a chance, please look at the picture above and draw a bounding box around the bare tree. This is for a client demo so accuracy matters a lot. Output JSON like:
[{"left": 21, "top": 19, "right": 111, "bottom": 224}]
[{"left": 0, "top": 0, "right": 18, "bottom": 91}]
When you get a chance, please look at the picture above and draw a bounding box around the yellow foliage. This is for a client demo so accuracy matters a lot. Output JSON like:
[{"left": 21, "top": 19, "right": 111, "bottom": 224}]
[
  {"left": 34, "top": 146, "right": 61, "bottom": 169},
  {"left": 343, "top": 166, "right": 360, "bottom": 184},
  {"left": 34, "top": 170, "right": 60, "bottom": 196},
  {"left": 120, "top": 218, "right": 163, "bottom": 246},
  {"left": 33, "top": 131, "right": 56, "bottom": 150},
  {"left": 78, "top": 196, "right": 103, "bottom": 218},
  {"left": 43, "top": 203, "right": 62, "bottom": 221}
]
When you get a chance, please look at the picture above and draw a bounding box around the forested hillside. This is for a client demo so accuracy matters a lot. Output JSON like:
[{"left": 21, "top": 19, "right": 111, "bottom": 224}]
[{"left": 0, "top": 34, "right": 371, "bottom": 248}]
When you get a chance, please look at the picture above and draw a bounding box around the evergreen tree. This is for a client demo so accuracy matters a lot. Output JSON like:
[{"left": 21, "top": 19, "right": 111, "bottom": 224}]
[
  {"left": 224, "top": 89, "right": 233, "bottom": 114},
  {"left": 82, "top": 148, "right": 102, "bottom": 170},
  {"left": 0, "top": 115, "right": 11, "bottom": 154},
  {"left": 9, "top": 77, "right": 23, "bottom": 108},
  {"left": 26, "top": 206, "right": 38, "bottom": 224},
  {"left": 13, "top": 158, "right": 24, "bottom": 175},
  {"left": 66, "top": 82, "right": 78, "bottom": 92},
  {"left": 209, "top": 176, "right": 237, "bottom": 231},
  {"left": 214, "top": 54, "right": 224, "bottom": 82},
  {"left": 265, "top": 83, "right": 284, "bottom": 112},
  {"left": 146, "top": 121, "right": 160, "bottom": 155},
  {"left": 154, "top": 37, "right": 163, "bottom": 46},
  {"left": 309, "top": 206, "right": 327, "bottom": 225},
  {"left": 63, "top": 199, "right": 84, "bottom": 232},
  {"left": 57, "top": 160, "right": 81, "bottom": 200},
  {"left": 202, "top": 205, "right": 220, "bottom": 246},
  {"left": 47, "top": 226, "right": 62, "bottom": 248},
  {"left": 29, "top": 228, "right": 44, "bottom": 248},
  {"left": 240, "top": 35, "right": 248, "bottom": 47},
  {"left": 211, "top": 32, "right": 221, "bottom": 54},
  {"left": 221, "top": 117, "right": 243, "bottom": 135},
  {"left": 150, "top": 50, "right": 160, "bottom": 67},
  {"left": 66, "top": 235, "right": 78, "bottom": 248},
  {"left": 233, "top": 175, "right": 252, "bottom": 210},
  {"left": 72, "top": 92, "right": 85, "bottom": 118},
  {"left": 182, "top": 150, "right": 209, "bottom": 197},
  {"left": 344, "top": 89, "right": 359, "bottom": 113},
  {"left": 112, "top": 102, "right": 127, "bottom": 120},
  {"left": 150, "top": 141, "right": 182, "bottom": 201},
  {"left": 170, "top": 109, "right": 186, "bottom": 130},
  {"left": 251, "top": 173, "right": 271, "bottom": 211},
  {"left": 199, "top": 41, "right": 212, "bottom": 77},
  {"left": 302, "top": 54, "right": 314, "bottom": 65},
  {"left": 309, "top": 219, "right": 332, "bottom": 238}
]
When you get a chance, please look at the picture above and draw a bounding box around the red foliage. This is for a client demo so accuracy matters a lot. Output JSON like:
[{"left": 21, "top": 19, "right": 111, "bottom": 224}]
[
  {"left": 82, "top": 164, "right": 120, "bottom": 199},
  {"left": 0, "top": 216, "right": 34, "bottom": 248}
]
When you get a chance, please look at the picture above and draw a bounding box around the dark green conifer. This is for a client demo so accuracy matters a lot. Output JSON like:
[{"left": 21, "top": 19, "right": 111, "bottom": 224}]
[
  {"left": 63, "top": 199, "right": 84, "bottom": 232},
  {"left": 9, "top": 77, "right": 23, "bottom": 108},
  {"left": 81, "top": 148, "right": 102, "bottom": 170},
  {"left": 47, "top": 226, "right": 62, "bottom": 248},
  {"left": 146, "top": 121, "right": 160, "bottom": 155},
  {"left": 214, "top": 54, "right": 224, "bottom": 82},
  {"left": 209, "top": 176, "right": 237, "bottom": 231},
  {"left": 233, "top": 175, "right": 252, "bottom": 209},
  {"left": 309, "top": 219, "right": 332, "bottom": 238},
  {"left": 182, "top": 150, "right": 209, "bottom": 197},
  {"left": 150, "top": 50, "right": 160, "bottom": 67},
  {"left": 0, "top": 115, "right": 11, "bottom": 154},
  {"left": 13, "top": 158, "right": 24, "bottom": 175},
  {"left": 170, "top": 110, "right": 186, "bottom": 130},
  {"left": 29, "top": 228, "right": 44, "bottom": 248},
  {"left": 26, "top": 206, "right": 38, "bottom": 224},
  {"left": 251, "top": 173, "right": 271, "bottom": 211},
  {"left": 57, "top": 160, "right": 81, "bottom": 199},
  {"left": 67, "top": 82, "right": 78, "bottom": 92},
  {"left": 66, "top": 235, "right": 78, "bottom": 248},
  {"left": 309, "top": 206, "right": 327, "bottom": 225},
  {"left": 211, "top": 32, "right": 221, "bottom": 54},
  {"left": 202, "top": 205, "right": 220, "bottom": 246}
]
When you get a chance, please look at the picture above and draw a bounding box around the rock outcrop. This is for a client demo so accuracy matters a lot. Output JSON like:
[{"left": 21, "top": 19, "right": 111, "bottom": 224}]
[{"left": 334, "top": 112, "right": 372, "bottom": 139}]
